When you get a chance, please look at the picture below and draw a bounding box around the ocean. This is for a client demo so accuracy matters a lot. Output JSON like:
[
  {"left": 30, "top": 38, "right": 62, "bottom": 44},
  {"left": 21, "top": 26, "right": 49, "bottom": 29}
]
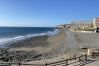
[{"left": 0, "top": 27, "right": 59, "bottom": 47}]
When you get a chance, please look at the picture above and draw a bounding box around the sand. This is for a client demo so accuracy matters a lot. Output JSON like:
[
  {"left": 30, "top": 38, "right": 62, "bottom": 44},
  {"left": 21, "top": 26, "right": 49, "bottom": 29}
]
[
  {"left": 1, "top": 30, "right": 99, "bottom": 65},
  {"left": 22, "top": 30, "right": 99, "bottom": 65},
  {"left": 4, "top": 30, "right": 80, "bottom": 64}
]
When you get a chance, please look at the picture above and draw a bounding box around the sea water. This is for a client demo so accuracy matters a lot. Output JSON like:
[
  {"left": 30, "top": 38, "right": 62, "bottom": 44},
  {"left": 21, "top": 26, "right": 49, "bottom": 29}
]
[{"left": 0, "top": 27, "right": 59, "bottom": 47}]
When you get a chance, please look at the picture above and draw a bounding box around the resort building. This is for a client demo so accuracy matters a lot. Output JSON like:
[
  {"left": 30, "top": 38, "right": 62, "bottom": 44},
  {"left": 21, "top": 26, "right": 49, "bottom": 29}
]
[
  {"left": 57, "top": 24, "right": 71, "bottom": 29},
  {"left": 70, "top": 20, "right": 93, "bottom": 30},
  {"left": 93, "top": 18, "right": 99, "bottom": 29},
  {"left": 57, "top": 18, "right": 99, "bottom": 32},
  {"left": 57, "top": 25, "right": 65, "bottom": 29}
]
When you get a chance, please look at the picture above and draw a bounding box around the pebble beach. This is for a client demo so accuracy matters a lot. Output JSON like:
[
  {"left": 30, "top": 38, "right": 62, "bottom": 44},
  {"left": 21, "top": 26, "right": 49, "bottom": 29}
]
[{"left": 0, "top": 30, "right": 99, "bottom": 65}]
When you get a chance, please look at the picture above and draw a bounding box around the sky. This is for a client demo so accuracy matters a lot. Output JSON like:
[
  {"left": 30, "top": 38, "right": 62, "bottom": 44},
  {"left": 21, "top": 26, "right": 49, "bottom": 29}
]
[{"left": 0, "top": 0, "right": 99, "bottom": 27}]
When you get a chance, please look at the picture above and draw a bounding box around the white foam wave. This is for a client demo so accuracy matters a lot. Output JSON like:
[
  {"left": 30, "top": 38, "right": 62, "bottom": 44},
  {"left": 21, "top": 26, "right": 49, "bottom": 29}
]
[{"left": 0, "top": 29, "right": 60, "bottom": 47}]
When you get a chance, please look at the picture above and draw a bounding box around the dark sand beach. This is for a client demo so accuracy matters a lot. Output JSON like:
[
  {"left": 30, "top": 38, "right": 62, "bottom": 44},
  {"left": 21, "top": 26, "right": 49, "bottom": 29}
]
[
  {"left": 8, "top": 35, "right": 49, "bottom": 48},
  {"left": 1, "top": 30, "right": 99, "bottom": 65},
  {"left": 0, "top": 31, "right": 67, "bottom": 62}
]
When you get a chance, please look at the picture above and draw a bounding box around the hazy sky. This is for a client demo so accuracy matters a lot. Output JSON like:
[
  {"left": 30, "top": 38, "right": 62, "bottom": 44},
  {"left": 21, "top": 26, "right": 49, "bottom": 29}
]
[{"left": 0, "top": 0, "right": 99, "bottom": 27}]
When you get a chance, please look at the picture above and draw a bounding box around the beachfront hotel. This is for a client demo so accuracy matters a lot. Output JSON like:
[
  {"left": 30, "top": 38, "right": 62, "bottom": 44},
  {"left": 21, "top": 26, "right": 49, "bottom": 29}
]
[
  {"left": 93, "top": 18, "right": 99, "bottom": 29},
  {"left": 71, "top": 20, "right": 93, "bottom": 30},
  {"left": 57, "top": 18, "right": 99, "bottom": 32},
  {"left": 70, "top": 18, "right": 99, "bottom": 32}
]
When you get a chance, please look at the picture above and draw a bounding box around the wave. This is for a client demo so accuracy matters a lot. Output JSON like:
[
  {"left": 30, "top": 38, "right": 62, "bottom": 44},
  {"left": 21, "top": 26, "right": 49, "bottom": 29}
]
[{"left": 0, "top": 29, "right": 60, "bottom": 48}]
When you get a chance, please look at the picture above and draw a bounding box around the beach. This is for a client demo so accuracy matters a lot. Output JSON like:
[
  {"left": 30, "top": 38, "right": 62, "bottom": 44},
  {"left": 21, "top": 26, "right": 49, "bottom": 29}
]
[
  {"left": 0, "top": 30, "right": 72, "bottom": 62},
  {"left": 1, "top": 30, "right": 99, "bottom": 65},
  {"left": 0, "top": 30, "right": 80, "bottom": 63}
]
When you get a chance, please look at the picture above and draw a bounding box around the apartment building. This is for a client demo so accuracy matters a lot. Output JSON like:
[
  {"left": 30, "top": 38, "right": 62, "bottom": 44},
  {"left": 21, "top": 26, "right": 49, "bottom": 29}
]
[
  {"left": 71, "top": 20, "right": 93, "bottom": 30},
  {"left": 93, "top": 18, "right": 99, "bottom": 28}
]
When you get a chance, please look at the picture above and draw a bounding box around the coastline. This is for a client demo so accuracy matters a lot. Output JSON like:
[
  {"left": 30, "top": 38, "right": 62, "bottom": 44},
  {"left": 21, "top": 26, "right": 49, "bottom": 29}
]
[
  {"left": 0, "top": 30, "right": 82, "bottom": 63},
  {"left": 0, "top": 30, "right": 67, "bottom": 62},
  {"left": 1, "top": 29, "right": 99, "bottom": 65}
]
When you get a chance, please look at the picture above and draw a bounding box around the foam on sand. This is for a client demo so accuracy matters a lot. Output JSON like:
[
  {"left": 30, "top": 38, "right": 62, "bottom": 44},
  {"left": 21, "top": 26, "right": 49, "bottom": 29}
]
[{"left": 0, "top": 29, "right": 60, "bottom": 48}]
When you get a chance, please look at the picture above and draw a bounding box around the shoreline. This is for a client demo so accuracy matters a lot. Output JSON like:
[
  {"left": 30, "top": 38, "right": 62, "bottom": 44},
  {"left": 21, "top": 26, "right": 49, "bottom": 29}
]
[
  {"left": 0, "top": 30, "right": 82, "bottom": 63},
  {"left": 1, "top": 30, "right": 99, "bottom": 65},
  {"left": 0, "top": 28, "right": 59, "bottom": 48},
  {"left": 0, "top": 30, "right": 66, "bottom": 62}
]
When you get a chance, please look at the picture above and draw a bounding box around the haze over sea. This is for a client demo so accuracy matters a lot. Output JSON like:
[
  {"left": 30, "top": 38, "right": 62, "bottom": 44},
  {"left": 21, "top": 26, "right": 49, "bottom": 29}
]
[{"left": 0, "top": 27, "right": 58, "bottom": 47}]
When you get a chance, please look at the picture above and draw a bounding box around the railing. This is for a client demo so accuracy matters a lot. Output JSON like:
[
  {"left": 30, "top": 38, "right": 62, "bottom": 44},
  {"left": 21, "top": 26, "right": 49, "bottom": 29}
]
[
  {"left": 0, "top": 54, "right": 42, "bottom": 66},
  {"left": 45, "top": 54, "right": 87, "bottom": 66},
  {"left": 0, "top": 54, "right": 87, "bottom": 66},
  {"left": 92, "top": 53, "right": 99, "bottom": 58},
  {"left": 0, "top": 62, "right": 45, "bottom": 66},
  {"left": 0, "top": 62, "right": 44, "bottom": 66}
]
